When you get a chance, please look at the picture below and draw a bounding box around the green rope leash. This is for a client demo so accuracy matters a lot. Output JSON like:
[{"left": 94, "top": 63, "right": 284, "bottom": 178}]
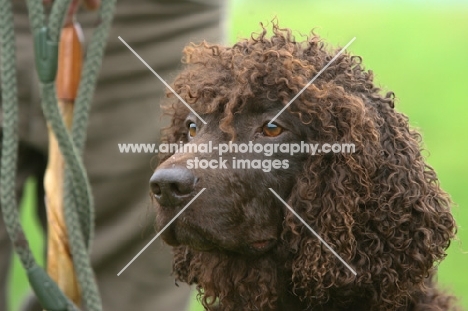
[
  {"left": 69, "top": 0, "right": 117, "bottom": 249},
  {"left": 1, "top": 0, "right": 75, "bottom": 310},
  {"left": 65, "top": 1, "right": 117, "bottom": 308},
  {"left": 0, "top": 0, "right": 35, "bottom": 271},
  {"left": 73, "top": 0, "right": 117, "bottom": 152},
  {"left": 1, "top": 0, "right": 117, "bottom": 310},
  {"left": 28, "top": 0, "right": 93, "bottom": 247}
]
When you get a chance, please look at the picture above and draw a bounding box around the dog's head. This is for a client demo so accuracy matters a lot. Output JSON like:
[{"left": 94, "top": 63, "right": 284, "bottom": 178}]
[{"left": 150, "top": 23, "right": 456, "bottom": 310}]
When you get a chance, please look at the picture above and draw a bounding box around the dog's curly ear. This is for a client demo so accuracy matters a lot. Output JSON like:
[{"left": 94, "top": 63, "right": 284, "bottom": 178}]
[{"left": 283, "top": 92, "right": 456, "bottom": 309}]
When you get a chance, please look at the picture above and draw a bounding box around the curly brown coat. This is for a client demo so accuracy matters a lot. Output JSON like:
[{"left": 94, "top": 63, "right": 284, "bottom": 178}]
[{"left": 151, "top": 22, "right": 459, "bottom": 310}]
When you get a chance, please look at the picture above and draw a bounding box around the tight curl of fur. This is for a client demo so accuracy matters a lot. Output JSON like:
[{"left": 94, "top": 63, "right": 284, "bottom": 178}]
[{"left": 159, "top": 21, "right": 458, "bottom": 311}]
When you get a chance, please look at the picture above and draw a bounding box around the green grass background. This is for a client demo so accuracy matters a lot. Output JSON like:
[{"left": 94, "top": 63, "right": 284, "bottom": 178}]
[{"left": 8, "top": 1, "right": 468, "bottom": 310}]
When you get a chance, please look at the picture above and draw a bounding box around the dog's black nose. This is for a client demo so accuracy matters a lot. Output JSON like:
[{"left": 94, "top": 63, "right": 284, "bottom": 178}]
[{"left": 150, "top": 167, "right": 197, "bottom": 206}]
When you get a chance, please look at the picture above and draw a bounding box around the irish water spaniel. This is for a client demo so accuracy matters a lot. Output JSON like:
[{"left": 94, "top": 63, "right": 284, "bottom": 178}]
[{"left": 150, "top": 22, "right": 459, "bottom": 310}]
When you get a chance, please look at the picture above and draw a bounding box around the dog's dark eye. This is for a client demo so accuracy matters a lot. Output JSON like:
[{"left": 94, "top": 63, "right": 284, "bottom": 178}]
[
  {"left": 188, "top": 122, "right": 197, "bottom": 138},
  {"left": 262, "top": 123, "right": 283, "bottom": 137}
]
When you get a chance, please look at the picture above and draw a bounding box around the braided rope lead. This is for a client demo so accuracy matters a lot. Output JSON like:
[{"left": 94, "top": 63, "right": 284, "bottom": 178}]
[
  {"left": 0, "top": 0, "right": 117, "bottom": 309},
  {"left": 63, "top": 1, "right": 118, "bottom": 309},
  {"left": 72, "top": 0, "right": 117, "bottom": 153},
  {"left": 0, "top": 0, "right": 35, "bottom": 270},
  {"left": 29, "top": 0, "right": 93, "bottom": 247},
  {"left": 40, "top": 0, "right": 119, "bottom": 310},
  {"left": 41, "top": 82, "right": 102, "bottom": 311},
  {"left": 31, "top": 0, "right": 118, "bottom": 310},
  {"left": 1, "top": 1, "right": 79, "bottom": 310},
  {"left": 68, "top": 0, "right": 118, "bottom": 250}
]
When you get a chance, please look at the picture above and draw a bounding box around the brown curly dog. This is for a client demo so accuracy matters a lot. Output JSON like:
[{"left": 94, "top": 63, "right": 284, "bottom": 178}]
[{"left": 150, "top": 22, "right": 459, "bottom": 310}]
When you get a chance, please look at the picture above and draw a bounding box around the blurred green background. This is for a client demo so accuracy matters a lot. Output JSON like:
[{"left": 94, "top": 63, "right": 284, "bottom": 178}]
[{"left": 7, "top": 0, "right": 468, "bottom": 310}]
